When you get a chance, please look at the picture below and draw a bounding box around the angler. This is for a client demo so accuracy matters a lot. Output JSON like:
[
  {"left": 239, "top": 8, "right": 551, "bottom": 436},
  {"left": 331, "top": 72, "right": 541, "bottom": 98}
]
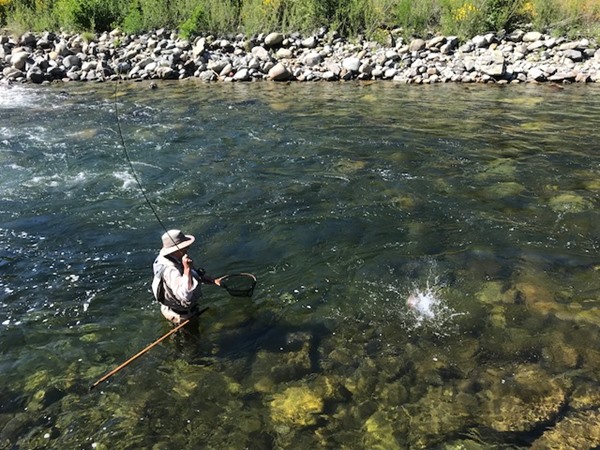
[
  {"left": 88, "top": 81, "right": 258, "bottom": 391},
  {"left": 152, "top": 229, "right": 218, "bottom": 325}
]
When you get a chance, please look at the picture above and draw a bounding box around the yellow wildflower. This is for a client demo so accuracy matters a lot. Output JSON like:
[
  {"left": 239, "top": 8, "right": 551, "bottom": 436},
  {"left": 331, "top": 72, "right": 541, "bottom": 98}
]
[
  {"left": 454, "top": 2, "right": 478, "bottom": 22},
  {"left": 521, "top": 1, "right": 535, "bottom": 18}
]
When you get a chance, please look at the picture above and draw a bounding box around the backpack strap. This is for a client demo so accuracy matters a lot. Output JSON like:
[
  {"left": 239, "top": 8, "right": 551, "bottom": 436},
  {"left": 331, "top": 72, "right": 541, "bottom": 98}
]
[{"left": 154, "top": 261, "right": 175, "bottom": 305}]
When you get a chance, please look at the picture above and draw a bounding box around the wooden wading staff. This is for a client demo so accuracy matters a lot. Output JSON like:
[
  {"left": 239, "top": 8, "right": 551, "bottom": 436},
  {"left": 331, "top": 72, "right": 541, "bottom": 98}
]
[{"left": 89, "top": 307, "right": 208, "bottom": 391}]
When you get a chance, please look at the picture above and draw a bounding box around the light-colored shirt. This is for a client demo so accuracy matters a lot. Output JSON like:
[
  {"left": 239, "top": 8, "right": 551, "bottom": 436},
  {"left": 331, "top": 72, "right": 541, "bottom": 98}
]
[{"left": 152, "top": 254, "right": 201, "bottom": 311}]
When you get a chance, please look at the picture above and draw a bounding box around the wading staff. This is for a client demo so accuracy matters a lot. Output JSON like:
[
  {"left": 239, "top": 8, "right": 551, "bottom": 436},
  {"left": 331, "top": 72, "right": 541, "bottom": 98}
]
[{"left": 89, "top": 307, "right": 208, "bottom": 391}]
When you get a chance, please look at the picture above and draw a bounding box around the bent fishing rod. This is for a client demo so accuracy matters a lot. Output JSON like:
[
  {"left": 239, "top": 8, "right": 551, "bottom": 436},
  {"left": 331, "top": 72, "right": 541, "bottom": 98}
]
[
  {"left": 88, "top": 83, "right": 259, "bottom": 390},
  {"left": 113, "top": 81, "right": 257, "bottom": 294},
  {"left": 113, "top": 80, "right": 172, "bottom": 240},
  {"left": 90, "top": 307, "right": 209, "bottom": 390}
]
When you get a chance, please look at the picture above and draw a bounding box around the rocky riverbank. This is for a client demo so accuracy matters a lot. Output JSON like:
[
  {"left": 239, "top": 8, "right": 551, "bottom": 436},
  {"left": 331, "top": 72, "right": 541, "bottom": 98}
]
[{"left": 2, "top": 27, "right": 600, "bottom": 84}]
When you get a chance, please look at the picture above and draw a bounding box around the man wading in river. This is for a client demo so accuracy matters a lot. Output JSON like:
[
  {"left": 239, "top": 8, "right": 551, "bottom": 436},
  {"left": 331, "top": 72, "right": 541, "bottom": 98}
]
[{"left": 152, "top": 229, "right": 218, "bottom": 325}]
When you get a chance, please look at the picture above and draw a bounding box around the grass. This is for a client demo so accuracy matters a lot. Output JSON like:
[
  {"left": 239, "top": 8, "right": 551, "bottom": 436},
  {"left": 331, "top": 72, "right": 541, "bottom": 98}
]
[{"left": 1, "top": 0, "right": 600, "bottom": 42}]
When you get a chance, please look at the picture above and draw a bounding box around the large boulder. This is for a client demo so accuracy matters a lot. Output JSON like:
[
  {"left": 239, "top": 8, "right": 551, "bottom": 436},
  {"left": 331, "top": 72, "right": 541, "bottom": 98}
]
[
  {"left": 268, "top": 62, "right": 292, "bottom": 81},
  {"left": 11, "top": 51, "right": 30, "bottom": 70},
  {"left": 264, "top": 32, "right": 284, "bottom": 48}
]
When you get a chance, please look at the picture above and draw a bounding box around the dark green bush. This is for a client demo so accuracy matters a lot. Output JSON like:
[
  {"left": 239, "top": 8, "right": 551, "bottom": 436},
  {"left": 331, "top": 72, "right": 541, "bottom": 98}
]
[
  {"left": 54, "top": 0, "right": 123, "bottom": 32},
  {"left": 122, "top": 0, "right": 144, "bottom": 33},
  {"left": 179, "top": 4, "right": 205, "bottom": 39}
]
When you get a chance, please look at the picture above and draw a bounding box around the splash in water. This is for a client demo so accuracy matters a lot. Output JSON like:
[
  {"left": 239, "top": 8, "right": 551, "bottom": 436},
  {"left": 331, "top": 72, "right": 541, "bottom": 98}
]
[
  {"left": 403, "top": 278, "right": 465, "bottom": 337},
  {"left": 406, "top": 289, "right": 438, "bottom": 321},
  {"left": 396, "top": 260, "right": 464, "bottom": 336}
]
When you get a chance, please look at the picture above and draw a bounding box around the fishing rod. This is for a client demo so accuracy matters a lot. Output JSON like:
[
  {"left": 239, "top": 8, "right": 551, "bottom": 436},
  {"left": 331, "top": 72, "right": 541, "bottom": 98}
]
[
  {"left": 113, "top": 81, "right": 257, "bottom": 297},
  {"left": 90, "top": 307, "right": 209, "bottom": 390},
  {"left": 92, "top": 82, "right": 258, "bottom": 390},
  {"left": 113, "top": 80, "right": 171, "bottom": 239}
]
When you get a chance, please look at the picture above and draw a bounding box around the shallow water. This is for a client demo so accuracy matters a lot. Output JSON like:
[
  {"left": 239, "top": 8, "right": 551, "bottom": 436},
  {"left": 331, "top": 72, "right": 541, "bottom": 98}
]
[{"left": 1, "top": 80, "right": 599, "bottom": 448}]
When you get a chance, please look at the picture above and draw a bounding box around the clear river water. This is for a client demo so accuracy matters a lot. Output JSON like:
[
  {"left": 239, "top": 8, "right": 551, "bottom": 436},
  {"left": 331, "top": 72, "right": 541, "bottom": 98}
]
[{"left": 1, "top": 81, "right": 599, "bottom": 449}]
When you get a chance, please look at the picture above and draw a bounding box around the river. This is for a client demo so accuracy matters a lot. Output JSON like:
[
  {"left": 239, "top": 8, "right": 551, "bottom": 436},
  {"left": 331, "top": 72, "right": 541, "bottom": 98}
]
[{"left": 1, "top": 80, "right": 599, "bottom": 448}]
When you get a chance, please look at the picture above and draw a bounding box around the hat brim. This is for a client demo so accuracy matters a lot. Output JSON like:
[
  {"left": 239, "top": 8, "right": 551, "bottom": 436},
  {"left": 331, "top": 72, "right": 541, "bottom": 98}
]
[{"left": 159, "top": 234, "right": 195, "bottom": 256}]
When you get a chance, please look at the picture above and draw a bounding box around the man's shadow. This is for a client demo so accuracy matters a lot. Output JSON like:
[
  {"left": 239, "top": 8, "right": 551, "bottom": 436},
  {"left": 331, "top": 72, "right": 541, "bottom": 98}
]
[{"left": 183, "top": 306, "right": 330, "bottom": 384}]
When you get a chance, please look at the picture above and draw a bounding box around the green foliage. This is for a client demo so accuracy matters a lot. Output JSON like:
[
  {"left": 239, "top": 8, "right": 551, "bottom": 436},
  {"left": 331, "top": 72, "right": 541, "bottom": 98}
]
[
  {"left": 81, "top": 30, "right": 97, "bottom": 41},
  {"left": 122, "top": 0, "right": 144, "bottom": 33},
  {"left": 53, "top": 0, "right": 123, "bottom": 32},
  {"left": 3, "top": 0, "right": 59, "bottom": 32},
  {"left": 481, "top": 0, "right": 524, "bottom": 32},
  {"left": 437, "top": 0, "right": 525, "bottom": 40},
  {"left": 528, "top": 0, "right": 565, "bottom": 34},
  {"left": 0, "top": 2, "right": 8, "bottom": 28},
  {"left": 239, "top": 0, "right": 271, "bottom": 36},
  {"left": 438, "top": 0, "right": 479, "bottom": 39},
  {"left": 395, "top": 0, "right": 442, "bottom": 37},
  {"left": 332, "top": 0, "right": 367, "bottom": 35},
  {"left": 1, "top": 0, "right": 600, "bottom": 39},
  {"left": 127, "top": 0, "right": 176, "bottom": 30},
  {"left": 514, "top": 0, "right": 600, "bottom": 38},
  {"left": 279, "top": 0, "right": 321, "bottom": 35},
  {"left": 240, "top": 0, "right": 301, "bottom": 36},
  {"left": 194, "top": 0, "right": 241, "bottom": 35},
  {"left": 329, "top": 0, "right": 394, "bottom": 37},
  {"left": 179, "top": 4, "right": 204, "bottom": 38}
]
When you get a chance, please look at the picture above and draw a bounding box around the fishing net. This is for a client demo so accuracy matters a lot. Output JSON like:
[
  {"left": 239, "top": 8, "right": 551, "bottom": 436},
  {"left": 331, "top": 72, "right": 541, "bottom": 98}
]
[{"left": 219, "top": 273, "right": 257, "bottom": 297}]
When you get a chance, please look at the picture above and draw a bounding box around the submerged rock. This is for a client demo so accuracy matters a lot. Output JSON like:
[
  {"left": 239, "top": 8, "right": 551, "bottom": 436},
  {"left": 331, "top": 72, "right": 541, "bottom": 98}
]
[
  {"left": 477, "top": 364, "right": 566, "bottom": 432},
  {"left": 269, "top": 385, "right": 324, "bottom": 427},
  {"left": 439, "top": 440, "right": 490, "bottom": 450},
  {"left": 408, "top": 385, "right": 477, "bottom": 448},
  {"left": 531, "top": 409, "right": 600, "bottom": 449},
  {"left": 541, "top": 333, "right": 579, "bottom": 370},
  {"left": 570, "top": 382, "right": 600, "bottom": 410},
  {"left": 481, "top": 181, "right": 525, "bottom": 198},
  {"left": 582, "top": 179, "right": 600, "bottom": 191},
  {"left": 515, "top": 281, "right": 558, "bottom": 316},
  {"left": 25, "top": 386, "right": 66, "bottom": 412},
  {"left": 475, "top": 280, "right": 513, "bottom": 305},
  {"left": 249, "top": 339, "right": 313, "bottom": 390},
  {"left": 23, "top": 370, "right": 51, "bottom": 393},
  {"left": 363, "top": 410, "right": 404, "bottom": 449},
  {"left": 548, "top": 192, "right": 594, "bottom": 213}
]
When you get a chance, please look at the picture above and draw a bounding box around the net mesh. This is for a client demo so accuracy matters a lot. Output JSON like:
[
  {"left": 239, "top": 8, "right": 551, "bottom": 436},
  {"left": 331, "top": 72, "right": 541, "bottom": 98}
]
[{"left": 220, "top": 274, "right": 256, "bottom": 297}]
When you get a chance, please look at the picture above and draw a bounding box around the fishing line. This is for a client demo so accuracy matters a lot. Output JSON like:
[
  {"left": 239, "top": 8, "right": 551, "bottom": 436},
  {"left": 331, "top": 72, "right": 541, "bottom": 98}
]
[
  {"left": 111, "top": 81, "right": 257, "bottom": 293},
  {"left": 113, "top": 80, "right": 171, "bottom": 238}
]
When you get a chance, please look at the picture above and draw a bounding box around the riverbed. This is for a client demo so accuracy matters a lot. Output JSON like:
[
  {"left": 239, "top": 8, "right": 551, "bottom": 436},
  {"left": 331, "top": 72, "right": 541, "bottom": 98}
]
[{"left": 1, "top": 81, "right": 599, "bottom": 448}]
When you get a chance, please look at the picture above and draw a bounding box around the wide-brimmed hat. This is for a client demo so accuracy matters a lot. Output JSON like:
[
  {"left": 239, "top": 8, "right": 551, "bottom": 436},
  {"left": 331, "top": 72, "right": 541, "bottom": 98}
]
[{"left": 160, "top": 229, "right": 195, "bottom": 256}]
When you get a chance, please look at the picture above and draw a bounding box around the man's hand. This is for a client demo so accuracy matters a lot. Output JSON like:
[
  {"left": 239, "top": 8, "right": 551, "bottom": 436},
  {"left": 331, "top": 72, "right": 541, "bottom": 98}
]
[
  {"left": 182, "top": 255, "right": 194, "bottom": 290},
  {"left": 182, "top": 255, "right": 194, "bottom": 271}
]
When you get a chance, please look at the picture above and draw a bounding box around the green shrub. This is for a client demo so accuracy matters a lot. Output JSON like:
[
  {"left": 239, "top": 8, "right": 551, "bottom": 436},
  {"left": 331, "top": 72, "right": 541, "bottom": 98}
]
[
  {"left": 2, "top": 0, "right": 600, "bottom": 39},
  {"left": 122, "top": 0, "right": 144, "bottom": 33},
  {"left": 239, "top": 0, "right": 278, "bottom": 36},
  {"left": 395, "top": 0, "right": 443, "bottom": 37},
  {"left": 193, "top": 0, "right": 241, "bottom": 35},
  {"left": 53, "top": 0, "right": 122, "bottom": 32},
  {"left": 179, "top": 4, "right": 205, "bottom": 38},
  {"left": 0, "top": 0, "right": 10, "bottom": 27},
  {"left": 330, "top": 0, "right": 389, "bottom": 36},
  {"left": 278, "top": 0, "right": 321, "bottom": 35},
  {"left": 4, "top": 0, "right": 59, "bottom": 32},
  {"left": 481, "top": 0, "right": 524, "bottom": 32}
]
